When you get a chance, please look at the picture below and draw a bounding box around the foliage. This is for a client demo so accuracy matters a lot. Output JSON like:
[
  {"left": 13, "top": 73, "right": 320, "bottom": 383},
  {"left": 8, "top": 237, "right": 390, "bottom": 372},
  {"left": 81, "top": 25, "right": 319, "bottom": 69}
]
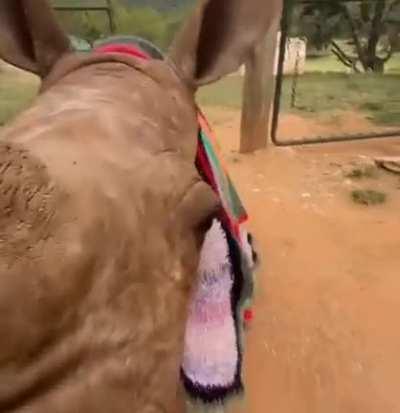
[
  {"left": 56, "top": 10, "right": 108, "bottom": 44},
  {"left": 114, "top": 6, "right": 167, "bottom": 46},
  {"left": 345, "top": 165, "right": 378, "bottom": 178},
  {"left": 55, "top": 0, "right": 193, "bottom": 50},
  {"left": 297, "top": 2, "right": 345, "bottom": 51},
  {"left": 295, "top": 0, "right": 400, "bottom": 72},
  {"left": 351, "top": 189, "right": 387, "bottom": 205}
]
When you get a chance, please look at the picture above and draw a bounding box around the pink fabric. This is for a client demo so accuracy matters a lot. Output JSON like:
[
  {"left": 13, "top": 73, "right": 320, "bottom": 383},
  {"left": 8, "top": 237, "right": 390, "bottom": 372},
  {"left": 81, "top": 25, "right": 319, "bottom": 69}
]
[{"left": 182, "top": 220, "right": 238, "bottom": 388}]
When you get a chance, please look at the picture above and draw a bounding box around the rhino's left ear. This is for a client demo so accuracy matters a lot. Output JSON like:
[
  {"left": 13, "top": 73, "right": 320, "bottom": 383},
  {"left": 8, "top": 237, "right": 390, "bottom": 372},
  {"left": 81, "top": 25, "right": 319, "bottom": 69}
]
[
  {"left": 169, "top": 0, "right": 282, "bottom": 88},
  {"left": 0, "top": 0, "right": 70, "bottom": 77}
]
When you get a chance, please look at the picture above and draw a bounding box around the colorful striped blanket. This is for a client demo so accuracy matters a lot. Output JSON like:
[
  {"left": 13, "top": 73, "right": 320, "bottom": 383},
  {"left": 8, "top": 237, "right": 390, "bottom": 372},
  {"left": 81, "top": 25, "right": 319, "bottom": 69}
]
[{"left": 182, "top": 112, "right": 256, "bottom": 412}]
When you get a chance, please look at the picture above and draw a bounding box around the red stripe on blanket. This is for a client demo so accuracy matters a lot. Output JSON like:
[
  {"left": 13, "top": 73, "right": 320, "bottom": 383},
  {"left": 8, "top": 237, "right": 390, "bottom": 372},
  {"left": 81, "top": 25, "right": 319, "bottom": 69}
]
[{"left": 95, "top": 43, "right": 150, "bottom": 60}]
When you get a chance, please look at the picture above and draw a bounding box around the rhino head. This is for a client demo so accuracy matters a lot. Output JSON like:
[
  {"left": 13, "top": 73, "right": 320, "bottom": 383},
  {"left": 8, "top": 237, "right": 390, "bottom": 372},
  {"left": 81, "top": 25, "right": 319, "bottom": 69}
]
[{"left": 0, "top": 0, "right": 280, "bottom": 411}]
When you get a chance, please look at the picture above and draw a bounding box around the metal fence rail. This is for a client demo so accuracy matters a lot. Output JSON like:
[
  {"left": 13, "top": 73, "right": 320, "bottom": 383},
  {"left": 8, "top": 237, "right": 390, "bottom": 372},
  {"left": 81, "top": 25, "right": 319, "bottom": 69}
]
[
  {"left": 53, "top": 0, "right": 115, "bottom": 33},
  {"left": 271, "top": 0, "right": 400, "bottom": 146}
]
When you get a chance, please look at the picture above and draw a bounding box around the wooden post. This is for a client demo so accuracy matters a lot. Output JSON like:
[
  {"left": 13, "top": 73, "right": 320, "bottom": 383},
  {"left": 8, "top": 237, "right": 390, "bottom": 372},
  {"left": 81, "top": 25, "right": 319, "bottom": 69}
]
[{"left": 240, "top": 17, "right": 281, "bottom": 153}]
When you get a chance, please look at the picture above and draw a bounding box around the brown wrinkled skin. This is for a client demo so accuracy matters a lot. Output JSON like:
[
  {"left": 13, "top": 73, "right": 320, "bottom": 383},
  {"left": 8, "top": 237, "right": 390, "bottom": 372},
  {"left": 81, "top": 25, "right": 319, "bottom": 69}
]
[{"left": 0, "top": 56, "right": 218, "bottom": 413}]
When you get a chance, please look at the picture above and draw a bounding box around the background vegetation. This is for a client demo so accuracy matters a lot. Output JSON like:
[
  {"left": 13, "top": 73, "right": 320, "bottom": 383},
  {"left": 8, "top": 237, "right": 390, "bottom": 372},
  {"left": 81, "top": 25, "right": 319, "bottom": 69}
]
[
  {"left": 1, "top": 0, "right": 399, "bottom": 138},
  {"left": 54, "top": 0, "right": 195, "bottom": 49}
]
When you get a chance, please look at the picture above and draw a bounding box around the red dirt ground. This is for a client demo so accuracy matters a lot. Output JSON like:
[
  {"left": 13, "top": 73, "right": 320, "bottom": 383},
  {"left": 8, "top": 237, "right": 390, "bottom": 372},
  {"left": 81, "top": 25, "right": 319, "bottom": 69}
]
[{"left": 206, "top": 108, "right": 400, "bottom": 413}]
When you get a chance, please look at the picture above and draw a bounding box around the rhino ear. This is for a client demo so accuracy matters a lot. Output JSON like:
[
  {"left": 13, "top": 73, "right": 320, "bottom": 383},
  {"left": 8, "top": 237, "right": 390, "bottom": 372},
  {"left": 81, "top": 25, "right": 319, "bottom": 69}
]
[
  {"left": 0, "top": 0, "right": 70, "bottom": 77},
  {"left": 169, "top": 0, "right": 282, "bottom": 87}
]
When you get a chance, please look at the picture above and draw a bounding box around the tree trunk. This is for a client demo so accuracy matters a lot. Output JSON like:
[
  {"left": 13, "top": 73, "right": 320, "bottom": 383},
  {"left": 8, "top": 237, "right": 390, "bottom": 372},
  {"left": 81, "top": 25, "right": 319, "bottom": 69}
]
[
  {"left": 240, "top": 13, "right": 281, "bottom": 153},
  {"left": 366, "top": 0, "right": 386, "bottom": 65},
  {"left": 342, "top": 4, "right": 369, "bottom": 71},
  {"left": 240, "top": 40, "right": 269, "bottom": 153},
  {"left": 366, "top": 0, "right": 386, "bottom": 72},
  {"left": 341, "top": 0, "right": 389, "bottom": 74}
]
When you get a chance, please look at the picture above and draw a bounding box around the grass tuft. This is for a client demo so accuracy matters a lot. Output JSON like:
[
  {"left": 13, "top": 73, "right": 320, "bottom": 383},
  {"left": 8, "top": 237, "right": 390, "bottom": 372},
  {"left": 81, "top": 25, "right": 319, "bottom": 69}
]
[{"left": 351, "top": 189, "right": 387, "bottom": 206}]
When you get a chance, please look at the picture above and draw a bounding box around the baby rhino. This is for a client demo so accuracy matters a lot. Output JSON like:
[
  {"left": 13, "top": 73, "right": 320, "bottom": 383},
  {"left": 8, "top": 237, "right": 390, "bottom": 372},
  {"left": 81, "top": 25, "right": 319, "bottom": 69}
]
[{"left": 0, "top": 0, "right": 280, "bottom": 411}]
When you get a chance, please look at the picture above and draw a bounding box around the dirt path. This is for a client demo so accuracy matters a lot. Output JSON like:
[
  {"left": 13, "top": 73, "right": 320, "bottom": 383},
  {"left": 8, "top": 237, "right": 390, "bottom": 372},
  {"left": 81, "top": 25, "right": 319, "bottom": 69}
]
[{"left": 206, "top": 108, "right": 400, "bottom": 413}]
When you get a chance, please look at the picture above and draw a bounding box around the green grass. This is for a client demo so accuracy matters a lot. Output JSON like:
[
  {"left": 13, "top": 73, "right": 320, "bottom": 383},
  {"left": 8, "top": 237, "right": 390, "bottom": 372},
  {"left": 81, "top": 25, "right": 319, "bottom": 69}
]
[
  {"left": 197, "top": 70, "right": 400, "bottom": 127},
  {"left": 0, "top": 68, "right": 39, "bottom": 126},
  {"left": 197, "top": 52, "right": 400, "bottom": 128},
  {"left": 1, "top": 53, "right": 400, "bottom": 130},
  {"left": 197, "top": 75, "right": 244, "bottom": 110},
  {"left": 282, "top": 72, "right": 400, "bottom": 126},
  {"left": 304, "top": 54, "right": 400, "bottom": 74},
  {"left": 305, "top": 55, "right": 344, "bottom": 73}
]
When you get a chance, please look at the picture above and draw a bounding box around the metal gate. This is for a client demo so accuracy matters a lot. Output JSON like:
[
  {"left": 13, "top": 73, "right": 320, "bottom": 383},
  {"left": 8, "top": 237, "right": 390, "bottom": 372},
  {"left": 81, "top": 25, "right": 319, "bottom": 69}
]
[
  {"left": 53, "top": 0, "right": 115, "bottom": 36},
  {"left": 271, "top": 0, "right": 400, "bottom": 145}
]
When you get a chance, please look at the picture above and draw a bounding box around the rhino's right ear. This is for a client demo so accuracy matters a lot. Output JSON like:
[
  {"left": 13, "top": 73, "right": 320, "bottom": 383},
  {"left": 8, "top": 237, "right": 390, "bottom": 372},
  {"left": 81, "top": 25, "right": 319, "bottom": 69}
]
[
  {"left": 0, "top": 0, "right": 70, "bottom": 77},
  {"left": 169, "top": 0, "right": 282, "bottom": 88}
]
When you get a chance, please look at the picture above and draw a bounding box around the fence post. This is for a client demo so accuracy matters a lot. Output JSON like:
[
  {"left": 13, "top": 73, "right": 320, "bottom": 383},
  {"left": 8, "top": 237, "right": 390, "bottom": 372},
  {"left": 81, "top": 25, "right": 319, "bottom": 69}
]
[
  {"left": 107, "top": 0, "right": 116, "bottom": 34},
  {"left": 240, "top": 16, "right": 281, "bottom": 153}
]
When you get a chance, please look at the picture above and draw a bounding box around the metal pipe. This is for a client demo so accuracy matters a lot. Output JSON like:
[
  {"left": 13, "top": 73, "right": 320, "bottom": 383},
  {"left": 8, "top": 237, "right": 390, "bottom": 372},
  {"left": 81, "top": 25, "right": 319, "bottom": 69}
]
[{"left": 270, "top": 0, "right": 400, "bottom": 147}]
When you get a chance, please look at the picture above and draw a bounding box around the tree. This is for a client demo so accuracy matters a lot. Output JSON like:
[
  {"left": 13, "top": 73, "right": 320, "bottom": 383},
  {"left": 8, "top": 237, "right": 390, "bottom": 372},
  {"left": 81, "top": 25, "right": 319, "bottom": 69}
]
[
  {"left": 115, "top": 6, "right": 167, "bottom": 47},
  {"left": 299, "top": 2, "right": 344, "bottom": 52},
  {"left": 299, "top": 0, "right": 400, "bottom": 73},
  {"left": 163, "top": 7, "right": 191, "bottom": 48},
  {"left": 56, "top": 9, "right": 111, "bottom": 44}
]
